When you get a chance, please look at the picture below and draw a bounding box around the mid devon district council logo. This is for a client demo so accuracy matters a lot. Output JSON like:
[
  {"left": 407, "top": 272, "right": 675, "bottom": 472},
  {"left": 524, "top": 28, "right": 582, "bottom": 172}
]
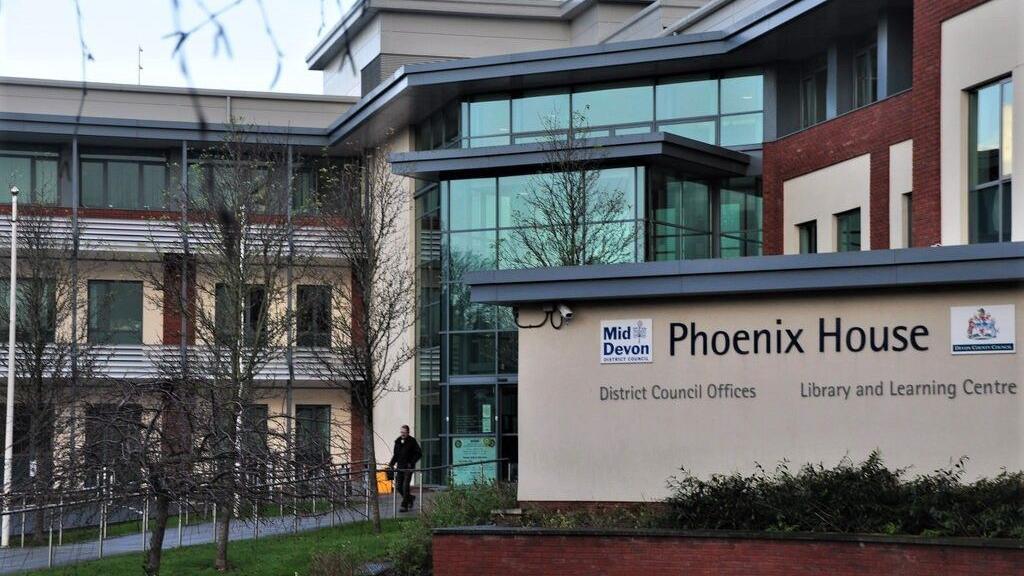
[
  {"left": 951, "top": 305, "right": 1016, "bottom": 355},
  {"left": 601, "top": 318, "right": 653, "bottom": 364}
]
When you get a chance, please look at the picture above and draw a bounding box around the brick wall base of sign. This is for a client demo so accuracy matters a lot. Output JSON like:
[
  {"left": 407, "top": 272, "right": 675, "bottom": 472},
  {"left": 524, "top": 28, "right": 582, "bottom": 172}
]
[{"left": 433, "top": 527, "right": 1024, "bottom": 576}]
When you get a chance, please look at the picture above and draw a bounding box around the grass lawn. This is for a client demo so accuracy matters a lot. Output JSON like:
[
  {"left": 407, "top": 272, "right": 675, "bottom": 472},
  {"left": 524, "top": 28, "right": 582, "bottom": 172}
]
[{"left": 28, "top": 519, "right": 410, "bottom": 576}]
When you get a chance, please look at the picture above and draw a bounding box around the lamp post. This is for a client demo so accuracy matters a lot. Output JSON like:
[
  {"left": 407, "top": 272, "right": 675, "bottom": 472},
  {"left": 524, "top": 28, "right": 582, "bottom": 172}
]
[{"left": 2, "top": 184, "right": 18, "bottom": 547}]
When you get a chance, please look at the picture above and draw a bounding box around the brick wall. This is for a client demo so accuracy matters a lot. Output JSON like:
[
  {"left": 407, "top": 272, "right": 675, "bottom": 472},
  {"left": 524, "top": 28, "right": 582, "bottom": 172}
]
[
  {"left": 762, "top": 0, "right": 996, "bottom": 254},
  {"left": 911, "top": 0, "right": 993, "bottom": 247},
  {"left": 433, "top": 530, "right": 1024, "bottom": 576},
  {"left": 162, "top": 255, "right": 196, "bottom": 345},
  {"left": 762, "top": 92, "right": 913, "bottom": 254}
]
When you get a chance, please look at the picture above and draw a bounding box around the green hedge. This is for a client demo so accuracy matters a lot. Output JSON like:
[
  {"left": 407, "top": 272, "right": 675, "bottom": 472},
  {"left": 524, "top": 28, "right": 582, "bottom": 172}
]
[{"left": 662, "top": 452, "right": 1024, "bottom": 538}]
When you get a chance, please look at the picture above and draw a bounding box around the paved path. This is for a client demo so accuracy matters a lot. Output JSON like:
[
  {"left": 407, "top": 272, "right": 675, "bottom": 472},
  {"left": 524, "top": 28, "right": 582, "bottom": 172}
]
[{"left": 0, "top": 495, "right": 418, "bottom": 574}]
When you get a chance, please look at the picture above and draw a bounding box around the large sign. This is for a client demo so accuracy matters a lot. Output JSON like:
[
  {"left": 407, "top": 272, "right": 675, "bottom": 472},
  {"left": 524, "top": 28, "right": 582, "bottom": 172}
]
[
  {"left": 950, "top": 305, "right": 1015, "bottom": 354},
  {"left": 600, "top": 318, "right": 653, "bottom": 364},
  {"left": 519, "top": 289, "right": 1023, "bottom": 502}
]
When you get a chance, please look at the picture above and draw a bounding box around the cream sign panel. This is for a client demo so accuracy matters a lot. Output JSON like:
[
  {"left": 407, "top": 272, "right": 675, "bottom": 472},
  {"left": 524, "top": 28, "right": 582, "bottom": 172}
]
[{"left": 516, "top": 288, "right": 1023, "bottom": 503}]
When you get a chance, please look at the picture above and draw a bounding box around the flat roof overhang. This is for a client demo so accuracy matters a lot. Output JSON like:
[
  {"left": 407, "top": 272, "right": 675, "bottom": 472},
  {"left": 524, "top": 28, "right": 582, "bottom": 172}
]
[
  {"left": 388, "top": 132, "right": 751, "bottom": 180},
  {"left": 0, "top": 112, "right": 332, "bottom": 150},
  {"left": 326, "top": 0, "right": 870, "bottom": 150},
  {"left": 465, "top": 243, "right": 1024, "bottom": 306}
]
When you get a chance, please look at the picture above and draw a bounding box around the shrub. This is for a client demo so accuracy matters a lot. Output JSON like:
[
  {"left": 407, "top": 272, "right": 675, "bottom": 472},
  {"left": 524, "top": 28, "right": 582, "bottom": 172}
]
[
  {"left": 662, "top": 452, "right": 1024, "bottom": 538},
  {"left": 388, "top": 481, "right": 518, "bottom": 576},
  {"left": 308, "top": 549, "right": 361, "bottom": 576}
]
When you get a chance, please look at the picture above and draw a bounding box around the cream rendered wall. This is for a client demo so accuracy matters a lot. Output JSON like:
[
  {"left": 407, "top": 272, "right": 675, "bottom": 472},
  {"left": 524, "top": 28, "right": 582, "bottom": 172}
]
[
  {"left": 0, "top": 80, "right": 351, "bottom": 128},
  {"left": 371, "top": 127, "right": 418, "bottom": 467},
  {"left": 517, "top": 288, "right": 1023, "bottom": 502},
  {"left": 782, "top": 154, "right": 871, "bottom": 254},
  {"left": 570, "top": 3, "right": 648, "bottom": 45},
  {"left": 322, "top": 16, "right": 383, "bottom": 97},
  {"left": 940, "top": 0, "right": 1023, "bottom": 244},
  {"left": 889, "top": 140, "right": 913, "bottom": 249},
  {"left": 381, "top": 12, "right": 571, "bottom": 59},
  {"left": 257, "top": 387, "right": 354, "bottom": 465}
]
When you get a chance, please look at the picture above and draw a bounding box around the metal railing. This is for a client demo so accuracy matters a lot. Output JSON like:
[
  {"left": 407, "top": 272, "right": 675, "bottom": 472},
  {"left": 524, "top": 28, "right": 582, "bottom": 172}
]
[{"left": 0, "top": 457, "right": 510, "bottom": 571}]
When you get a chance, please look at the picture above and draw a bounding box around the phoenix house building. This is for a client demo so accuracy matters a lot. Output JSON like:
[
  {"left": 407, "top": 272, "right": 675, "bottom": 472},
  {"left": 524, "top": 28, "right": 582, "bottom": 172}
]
[{"left": 0, "top": 0, "right": 1021, "bottom": 504}]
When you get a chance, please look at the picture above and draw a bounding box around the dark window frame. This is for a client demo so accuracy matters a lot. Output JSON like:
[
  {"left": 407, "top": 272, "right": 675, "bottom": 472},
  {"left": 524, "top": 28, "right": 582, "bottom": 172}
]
[
  {"left": 968, "top": 76, "right": 1013, "bottom": 244},
  {"left": 0, "top": 278, "right": 57, "bottom": 343},
  {"left": 0, "top": 150, "right": 60, "bottom": 205},
  {"left": 80, "top": 153, "right": 169, "bottom": 210},
  {"left": 797, "top": 220, "right": 818, "bottom": 254},
  {"left": 296, "top": 285, "right": 332, "bottom": 347},
  {"left": 835, "top": 208, "right": 862, "bottom": 252},
  {"left": 87, "top": 280, "right": 144, "bottom": 345},
  {"left": 853, "top": 43, "right": 879, "bottom": 109}
]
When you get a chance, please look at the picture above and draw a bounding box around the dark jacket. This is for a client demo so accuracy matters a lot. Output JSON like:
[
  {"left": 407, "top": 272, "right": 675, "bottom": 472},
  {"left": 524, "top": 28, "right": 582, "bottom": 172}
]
[{"left": 389, "top": 435, "right": 422, "bottom": 468}]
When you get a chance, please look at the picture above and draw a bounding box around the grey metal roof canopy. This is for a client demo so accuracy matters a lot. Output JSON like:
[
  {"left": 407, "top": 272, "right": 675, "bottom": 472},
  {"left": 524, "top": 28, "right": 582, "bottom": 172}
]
[
  {"left": 464, "top": 243, "right": 1024, "bottom": 306},
  {"left": 389, "top": 132, "right": 751, "bottom": 181}
]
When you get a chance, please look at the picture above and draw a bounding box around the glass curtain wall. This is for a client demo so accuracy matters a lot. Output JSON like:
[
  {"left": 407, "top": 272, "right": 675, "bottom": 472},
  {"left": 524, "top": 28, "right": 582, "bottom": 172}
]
[
  {"left": 417, "top": 73, "right": 764, "bottom": 150},
  {"left": 416, "top": 167, "right": 646, "bottom": 484},
  {"left": 415, "top": 167, "right": 762, "bottom": 483}
]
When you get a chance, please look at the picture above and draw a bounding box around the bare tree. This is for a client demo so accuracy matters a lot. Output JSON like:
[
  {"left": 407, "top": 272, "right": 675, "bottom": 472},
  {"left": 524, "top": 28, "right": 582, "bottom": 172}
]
[
  {"left": 308, "top": 141, "right": 417, "bottom": 533},
  {"left": 498, "top": 112, "right": 635, "bottom": 269},
  {"left": 0, "top": 210, "right": 97, "bottom": 544},
  {"left": 131, "top": 119, "right": 302, "bottom": 572}
]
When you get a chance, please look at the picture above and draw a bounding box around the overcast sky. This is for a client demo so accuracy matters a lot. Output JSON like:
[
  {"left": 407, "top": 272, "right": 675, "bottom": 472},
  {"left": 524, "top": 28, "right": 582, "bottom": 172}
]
[{"left": 0, "top": 0, "right": 354, "bottom": 94}]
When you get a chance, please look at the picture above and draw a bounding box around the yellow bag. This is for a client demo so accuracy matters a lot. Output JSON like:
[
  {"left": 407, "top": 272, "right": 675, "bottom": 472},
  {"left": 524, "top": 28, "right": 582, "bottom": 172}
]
[{"left": 377, "top": 471, "right": 393, "bottom": 494}]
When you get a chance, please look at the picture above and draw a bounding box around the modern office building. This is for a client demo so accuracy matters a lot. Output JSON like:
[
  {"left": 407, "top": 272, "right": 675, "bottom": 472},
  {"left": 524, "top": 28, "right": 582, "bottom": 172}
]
[{"left": 1, "top": 0, "right": 1021, "bottom": 490}]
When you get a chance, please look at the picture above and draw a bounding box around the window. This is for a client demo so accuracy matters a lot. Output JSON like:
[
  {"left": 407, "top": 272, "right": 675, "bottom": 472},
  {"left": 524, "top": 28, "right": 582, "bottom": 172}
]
[
  {"left": 81, "top": 154, "right": 167, "bottom": 210},
  {"left": 295, "top": 405, "right": 330, "bottom": 472},
  {"left": 798, "top": 220, "right": 818, "bottom": 254},
  {"left": 0, "top": 279, "right": 56, "bottom": 343},
  {"left": 450, "top": 386, "right": 495, "bottom": 435},
  {"left": 573, "top": 82, "right": 654, "bottom": 136},
  {"left": 512, "top": 90, "right": 570, "bottom": 143},
  {"left": 292, "top": 166, "right": 321, "bottom": 214},
  {"left": 0, "top": 407, "right": 49, "bottom": 488},
  {"left": 419, "top": 73, "right": 765, "bottom": 151},
  {"left": 88, "top": 280, "right": 143, "bottom": 344},
  {"left": 854, "top": 45, "right": 878, "bottom": 109},
  {"left": 903, "top": 192, "right": 913, "bottom": 248},
  {"left": 215, "top": 284, "right": 266, "bottom": 346},
  {"left": 835, "top": 209, "right": 861, "bottom": 252},
  {"left": 718, "top": 177, "right": 763, "bottom": 257},
  {"left": 658, "top": 75, "right": 763, "bottom": 146},
  {"left": 466, "top": 96, "right": 511, "bottom": 148},
  {"left": 297, "top": 285, "right": 331, "bottom": 347},
  {"left": 969, "top": 78, "right": 1013, "bottom": 243},
  {"left": 242, "top": 404, "right": 270, "bottom": 482},
  {"left": 83, "top": 404, "right": 143, "bottom": 487},
  {"left": 648, "top": 172, "right": 711, "bottom": 260},
  {"left": 0, "top": 151, "right": 58, "bottom": 205},
  {"left": 801, "top": 58, "right": 828, "bottom": 128}
]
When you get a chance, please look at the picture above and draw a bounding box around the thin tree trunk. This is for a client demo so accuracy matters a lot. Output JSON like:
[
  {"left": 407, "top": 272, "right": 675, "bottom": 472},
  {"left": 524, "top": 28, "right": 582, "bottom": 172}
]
[
  {"left": 363, "top": 401, "right": 381, "bottom": 533},
  {"left": 214, "top": 497, "right": 231, "bottom": 571},
  {"left": 144, "top": 493, "right": 171, "bottom": 576}
]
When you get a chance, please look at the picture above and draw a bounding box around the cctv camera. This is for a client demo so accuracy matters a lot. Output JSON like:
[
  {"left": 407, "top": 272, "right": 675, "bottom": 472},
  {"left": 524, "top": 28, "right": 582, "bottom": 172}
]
[{"left": 557, "top": 303, "right": 574, "bottom": 321}]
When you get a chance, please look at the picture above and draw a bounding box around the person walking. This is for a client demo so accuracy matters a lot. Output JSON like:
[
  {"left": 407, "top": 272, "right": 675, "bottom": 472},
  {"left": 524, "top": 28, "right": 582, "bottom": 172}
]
[{"left": 389, "top": 425, "right": 422, "bottom": 512}]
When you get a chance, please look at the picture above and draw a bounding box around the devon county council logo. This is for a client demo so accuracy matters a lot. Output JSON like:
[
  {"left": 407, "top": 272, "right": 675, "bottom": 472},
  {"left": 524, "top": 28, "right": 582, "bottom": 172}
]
[
  {"left": 966, "top": 308, "right": 997, "bottom": 340},
  {"left": 950, "top": 305, "right": 1015, "bottom": 355}
]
